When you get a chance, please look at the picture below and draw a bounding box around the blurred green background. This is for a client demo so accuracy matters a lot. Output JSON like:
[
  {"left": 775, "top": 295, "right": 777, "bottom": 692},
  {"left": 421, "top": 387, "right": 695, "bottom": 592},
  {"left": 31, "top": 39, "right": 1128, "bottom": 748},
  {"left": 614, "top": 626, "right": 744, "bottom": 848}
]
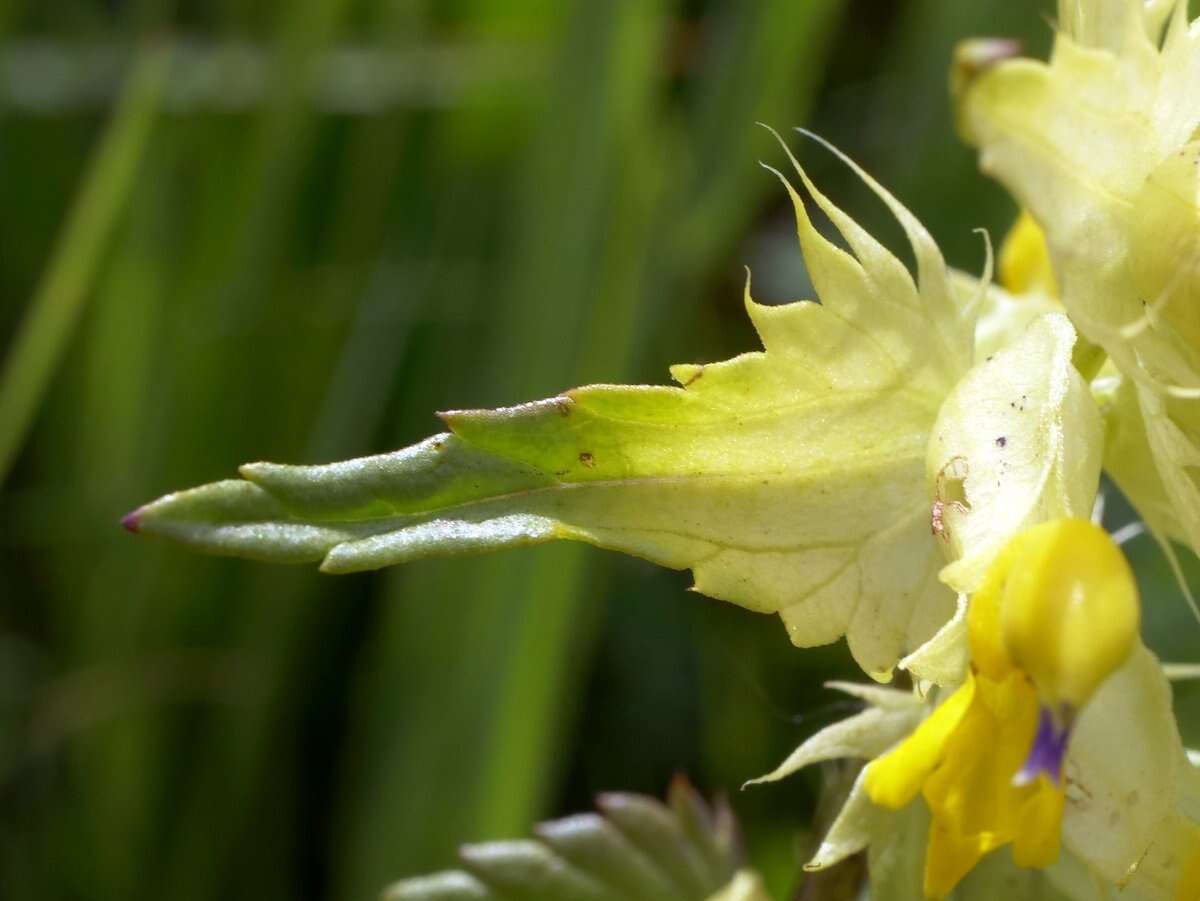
[{"left": 2, "top": 1, "right": 1197, "bottom": 899}]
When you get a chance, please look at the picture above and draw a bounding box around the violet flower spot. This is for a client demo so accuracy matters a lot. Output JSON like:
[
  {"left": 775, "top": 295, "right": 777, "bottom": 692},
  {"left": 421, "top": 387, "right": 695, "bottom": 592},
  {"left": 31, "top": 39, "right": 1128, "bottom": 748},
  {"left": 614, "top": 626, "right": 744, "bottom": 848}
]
[{"left": 1014, "top": 705, "right": 1071, "bottom": 786}]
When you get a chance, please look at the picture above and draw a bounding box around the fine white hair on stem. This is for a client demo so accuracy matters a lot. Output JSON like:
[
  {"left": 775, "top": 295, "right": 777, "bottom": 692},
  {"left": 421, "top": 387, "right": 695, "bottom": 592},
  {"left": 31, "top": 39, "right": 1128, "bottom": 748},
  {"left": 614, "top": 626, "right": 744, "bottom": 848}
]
[
  {"left": 1162, "top": 663, "right": 1200, "bottom": 681},
  {"left": 1110, "top": 520, "right": 1145, "bottom": 546}
]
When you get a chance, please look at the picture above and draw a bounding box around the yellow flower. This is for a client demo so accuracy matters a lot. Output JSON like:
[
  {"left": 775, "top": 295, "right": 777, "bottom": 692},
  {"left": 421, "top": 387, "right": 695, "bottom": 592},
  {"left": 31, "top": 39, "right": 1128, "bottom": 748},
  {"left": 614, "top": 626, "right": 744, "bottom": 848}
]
[
  {"left": 865, "top": 518, "right": 1139, "bottom": 898},
  {"left": 997, "top": 210, "right": 1057, "bottom": 298}
]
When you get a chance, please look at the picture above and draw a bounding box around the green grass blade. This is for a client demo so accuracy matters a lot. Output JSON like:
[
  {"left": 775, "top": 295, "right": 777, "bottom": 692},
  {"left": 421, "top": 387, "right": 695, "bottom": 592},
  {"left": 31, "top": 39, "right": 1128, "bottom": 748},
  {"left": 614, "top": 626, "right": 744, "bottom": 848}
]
[{"left": 0, "top": 46, "right": 168, "bottom": 481}]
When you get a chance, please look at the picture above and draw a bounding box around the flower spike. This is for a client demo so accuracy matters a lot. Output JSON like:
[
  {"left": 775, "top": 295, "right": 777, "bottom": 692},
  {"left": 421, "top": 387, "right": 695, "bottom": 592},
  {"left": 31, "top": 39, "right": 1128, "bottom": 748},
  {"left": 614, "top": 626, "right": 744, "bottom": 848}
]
[
  {"left": 958, "top": 0, "right": 1200, "bottom": 561},
  {"left": 865, "top": 518, "right": 1139, "bottom": 898}
]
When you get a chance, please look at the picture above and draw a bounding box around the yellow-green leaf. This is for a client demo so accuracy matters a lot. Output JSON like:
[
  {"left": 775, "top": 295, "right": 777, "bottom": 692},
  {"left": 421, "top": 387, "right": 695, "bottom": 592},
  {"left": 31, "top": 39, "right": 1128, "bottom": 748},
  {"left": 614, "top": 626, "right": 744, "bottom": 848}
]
[{"left": 126, "top": 138, "right": 973, "bottom": 676}]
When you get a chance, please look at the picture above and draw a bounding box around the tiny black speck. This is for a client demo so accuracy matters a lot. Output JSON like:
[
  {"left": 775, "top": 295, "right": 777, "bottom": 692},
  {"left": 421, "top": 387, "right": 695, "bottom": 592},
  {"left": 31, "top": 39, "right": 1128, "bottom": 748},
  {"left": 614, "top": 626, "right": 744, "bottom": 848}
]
[{"left": 996, "top": 436, "right": 1007, "bottom": 448}]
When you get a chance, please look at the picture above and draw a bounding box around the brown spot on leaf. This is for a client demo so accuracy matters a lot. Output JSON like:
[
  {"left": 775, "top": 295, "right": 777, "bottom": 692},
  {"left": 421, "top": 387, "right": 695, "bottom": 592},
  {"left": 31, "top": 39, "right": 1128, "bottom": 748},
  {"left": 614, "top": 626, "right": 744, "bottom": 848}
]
[
  {"left": 684, "top": 366, "right": 705, "bottom": 386},
  {"left": 579, "top": 452, "right": 595, "bottom": 468}
]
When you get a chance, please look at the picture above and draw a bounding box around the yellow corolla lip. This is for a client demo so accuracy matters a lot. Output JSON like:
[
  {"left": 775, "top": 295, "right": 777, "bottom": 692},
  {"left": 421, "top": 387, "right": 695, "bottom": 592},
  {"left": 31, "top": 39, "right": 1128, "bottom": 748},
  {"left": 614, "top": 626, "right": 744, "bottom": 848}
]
[
  {"left": 865, "top": 518, "right": 1140, "bottom": 898},
  {"left": 863, "top": 675, "right": 977, "bottom": 811},
  {"left": 866, "top": 666, "right": 1062, "bottom": 899}
]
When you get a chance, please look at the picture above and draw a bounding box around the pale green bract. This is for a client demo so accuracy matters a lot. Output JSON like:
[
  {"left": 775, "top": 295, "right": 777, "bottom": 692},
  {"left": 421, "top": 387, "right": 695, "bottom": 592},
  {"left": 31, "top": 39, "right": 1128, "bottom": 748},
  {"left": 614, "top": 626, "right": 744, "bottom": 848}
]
[
  {"left": 127, "top": 137, "right": 974, "bottom": 678},
  {"left": 1060, "top": 644, "right": 1184, "bottom": 890},
  {"left": 743, "top": 681, "right": 923, "bottom": 872}
]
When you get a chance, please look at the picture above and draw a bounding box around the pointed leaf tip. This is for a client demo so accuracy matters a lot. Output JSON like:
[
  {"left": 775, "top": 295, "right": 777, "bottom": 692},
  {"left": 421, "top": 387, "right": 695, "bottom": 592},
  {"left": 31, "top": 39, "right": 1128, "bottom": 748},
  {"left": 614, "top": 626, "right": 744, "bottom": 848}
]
[{"left": 121, "top": 508, "right": 142, "bottom": 533}]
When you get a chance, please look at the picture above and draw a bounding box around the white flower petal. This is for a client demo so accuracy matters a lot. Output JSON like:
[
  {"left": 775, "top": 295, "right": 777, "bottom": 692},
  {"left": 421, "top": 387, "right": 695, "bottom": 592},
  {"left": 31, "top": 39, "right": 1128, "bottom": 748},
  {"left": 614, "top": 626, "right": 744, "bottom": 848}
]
[{"left": 929, "top": 313, "right": 1103, "bottom": 593}]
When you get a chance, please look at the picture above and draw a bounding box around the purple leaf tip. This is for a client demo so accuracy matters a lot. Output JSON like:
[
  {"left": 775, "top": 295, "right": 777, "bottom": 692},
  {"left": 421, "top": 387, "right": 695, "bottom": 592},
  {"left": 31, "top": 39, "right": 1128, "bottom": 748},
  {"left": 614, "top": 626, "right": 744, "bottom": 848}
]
[{"left": 121, "top": 509, "right": 142, "bottom": 533}]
